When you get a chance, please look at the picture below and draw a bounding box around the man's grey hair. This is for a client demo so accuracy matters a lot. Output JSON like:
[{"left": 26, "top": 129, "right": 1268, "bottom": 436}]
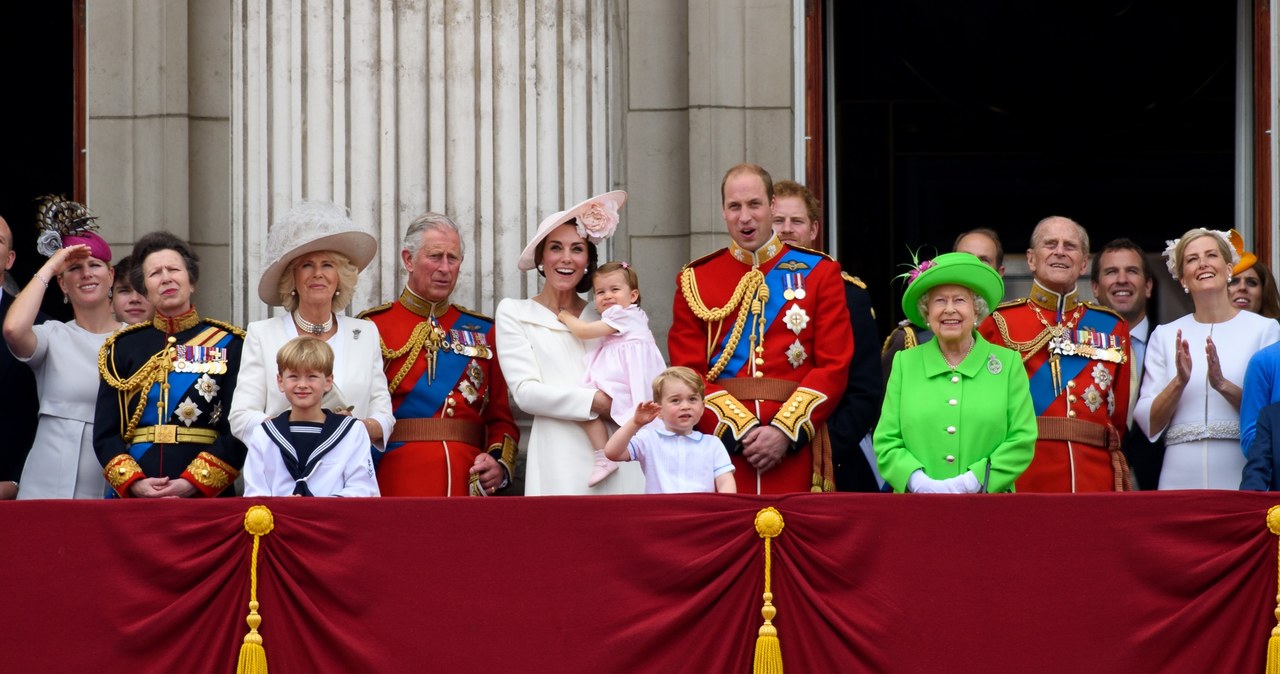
[
  {"left": 1029, "top": 216, "right": 1090, "bottom": 257},
  {"left": 403, "top": 212, "right": 464, "bottom": 258}
]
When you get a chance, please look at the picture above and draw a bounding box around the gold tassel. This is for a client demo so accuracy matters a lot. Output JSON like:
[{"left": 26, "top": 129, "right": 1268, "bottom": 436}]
[
  {"left": 1267, "top": 506, "right": 1280, "bottom": 674},
  {"left": 237, "top": 506, "right": 275, "bottom": 674},
  {"left": 753, "top": 507, "right": 785, "bottom": 674}
]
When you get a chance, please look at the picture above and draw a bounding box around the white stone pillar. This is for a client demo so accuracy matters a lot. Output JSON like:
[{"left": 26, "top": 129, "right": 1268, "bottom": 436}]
[{"left": 231, "top": 0, "right": 620, "bottom": 323}]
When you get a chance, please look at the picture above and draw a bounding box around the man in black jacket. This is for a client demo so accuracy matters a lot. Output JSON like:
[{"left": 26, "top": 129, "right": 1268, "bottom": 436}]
[{"left": 0, "top": 214, "right": 43, "bottom": 499}]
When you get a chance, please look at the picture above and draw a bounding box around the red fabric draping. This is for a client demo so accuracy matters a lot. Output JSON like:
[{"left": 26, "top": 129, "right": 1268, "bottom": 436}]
[{"left": 1, "top": 492, "right": 1276, "bottom": 673}]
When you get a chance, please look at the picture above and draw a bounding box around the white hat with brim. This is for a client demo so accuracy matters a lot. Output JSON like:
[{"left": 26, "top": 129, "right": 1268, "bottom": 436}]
[
  {"left": 517, "top": 190, "right": 627, "bottom": 272},
  {"left": 257, "top": 201, "right": 379, "bottom": 306}
]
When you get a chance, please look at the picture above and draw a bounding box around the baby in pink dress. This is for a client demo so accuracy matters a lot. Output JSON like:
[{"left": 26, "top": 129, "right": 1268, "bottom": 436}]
[{"left": 558, "top": 261, "right": 668, "bottom": 487}]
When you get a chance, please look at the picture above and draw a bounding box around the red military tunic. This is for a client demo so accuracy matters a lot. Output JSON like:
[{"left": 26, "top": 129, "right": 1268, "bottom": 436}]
[
  {"left": 360, "top": 288, "right": 519, "bottom": 496},
  {"left": 668, "top": 234, "right": 852, "bottom": 493},
  {"left": 978, "top": 282, "right": 1132, "bottom": 492}
]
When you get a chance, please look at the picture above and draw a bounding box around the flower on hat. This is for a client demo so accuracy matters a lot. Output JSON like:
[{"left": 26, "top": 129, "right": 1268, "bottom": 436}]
[
  {"left": 1162, "top": 229, "right": 1237, "bottom": 281},
  {"left": 575, "top": 198, "right": 620, "bottom": 243},
  {"left": 893, "top": 246, "right": 940, "bottom": 287}
]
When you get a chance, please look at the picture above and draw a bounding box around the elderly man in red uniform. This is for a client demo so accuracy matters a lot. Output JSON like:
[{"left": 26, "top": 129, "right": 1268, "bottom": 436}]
[
  {"left": 360, "top": 212, "right": 518, "bottom": 496},
  {"left": 669, "top": 164, "right": 852, "bottom": 493},
  {"left": 978, "top": 216, "right": 1132, "bottom": 492}
]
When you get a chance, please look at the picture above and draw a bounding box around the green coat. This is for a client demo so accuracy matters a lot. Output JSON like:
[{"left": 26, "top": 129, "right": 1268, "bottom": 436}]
[{"left": 874, "top": 334, "right": 1036, "bottom": 492}]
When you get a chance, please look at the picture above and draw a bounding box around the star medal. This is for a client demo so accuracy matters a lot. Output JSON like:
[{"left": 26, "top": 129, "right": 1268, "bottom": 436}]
[{"left": 987, "top": 353, "right": 1002, "bottom": 375}]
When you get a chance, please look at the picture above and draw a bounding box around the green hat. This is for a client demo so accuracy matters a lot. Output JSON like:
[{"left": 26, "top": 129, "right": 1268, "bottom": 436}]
[{"left": 901, "top": 252, "right": 1004, "bottom": 327}]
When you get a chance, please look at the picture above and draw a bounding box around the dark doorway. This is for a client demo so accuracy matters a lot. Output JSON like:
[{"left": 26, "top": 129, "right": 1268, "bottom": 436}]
[
  {"left": 0, "top": 2, "right": 77, "bottom": 319},
  {"left": 830, "top": 2, "right": 1238, "bottom": 333}
]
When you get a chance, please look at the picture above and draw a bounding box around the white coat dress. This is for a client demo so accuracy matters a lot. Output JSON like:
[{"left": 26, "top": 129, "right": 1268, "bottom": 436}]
[{"left": 494, "top": 297, "right": 644, "bottom": 495}]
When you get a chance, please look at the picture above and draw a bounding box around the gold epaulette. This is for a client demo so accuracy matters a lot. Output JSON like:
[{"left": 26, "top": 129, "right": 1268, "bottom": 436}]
[
  {"left": 357, "top": 301, "right": 395, "bottom": 320},
  {"left": 203, "top": 318, "right": 246, "bottom": 338},
  {"left": 454, "top": 304, "right": 494, "bottom": 322},
  {"left": 994, "top": 297, "right": 1028, "bottom": 311},
  {"left": 681, "top": 249, "right": 721, "bottom": 271},
  {"left": 841, "top": 272, "right": 867, "bottom": 290},
  {"left": 784, "top": 243, "right": 837, "bottom": 262},
  {"left": 1082, "top": 301, "right": 1124, "bottom": 321}
]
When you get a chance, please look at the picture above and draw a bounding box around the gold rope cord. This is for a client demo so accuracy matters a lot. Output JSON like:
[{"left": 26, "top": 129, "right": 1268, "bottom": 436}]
[
  {"left": 381, "top": 322, "right": 437, "bottom": 394},
  {"left": 753, "top": 507, "right": 785, "bottom": 673},
  {"left": 680, "top": 267, "right": 766, "bottom": 381},
  {"left": 236, "top": 505, "right": 275, "bottom": 674},
  {"left": 1265, "top": 506, "right": 1280, "bottom": 674},
  {"left": 98, "top": 338, "right": 177, "bottom": 440},
  {"left": 990, "top": 312, "right": 1054, "bottom": 363}
]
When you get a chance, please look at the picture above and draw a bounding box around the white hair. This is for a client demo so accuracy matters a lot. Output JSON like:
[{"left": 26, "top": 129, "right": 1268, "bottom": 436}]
[{"left": 918, "top": 287, "right": 991, "bottom": 327}]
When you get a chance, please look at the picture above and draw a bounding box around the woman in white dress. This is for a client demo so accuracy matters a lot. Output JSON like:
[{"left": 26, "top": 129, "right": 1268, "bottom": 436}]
[
  {"left": 495, "top": 191, "right": 644, "bottom": 495},
  {"left": 1135, "top": 228, "right": 1280, "bottom": 488},
  {"left": 3, "top": 197, "right": 122, "bottom": 499},
  {"left": 229, "top": 201, "right": 394, "bottom": 453}
]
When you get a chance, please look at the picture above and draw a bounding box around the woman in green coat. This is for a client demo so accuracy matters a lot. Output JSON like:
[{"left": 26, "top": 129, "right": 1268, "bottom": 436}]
[{"left": 874, "top": 252, "right": 1036, "bottom": 493}]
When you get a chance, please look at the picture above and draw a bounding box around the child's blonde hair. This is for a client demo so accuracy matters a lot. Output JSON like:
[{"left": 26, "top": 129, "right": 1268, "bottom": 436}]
[
  {"left": 593, "top": 261, "right": 642, "bottom": 305},
  {"left": 276, "top": 335, "right": 334, "bottom": 376},
  {"left": 651, "top": 366, "right": 705, "bottom": 401}
]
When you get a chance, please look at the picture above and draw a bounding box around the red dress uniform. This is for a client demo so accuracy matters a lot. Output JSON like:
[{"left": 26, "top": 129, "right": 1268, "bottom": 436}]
[
  {"left": 668, "top": 235, "right": 852, "bottom": 493},
  {"left": 360, "top": 288, "right": 519, "bottom": 496},
  {"left": 978, "top": 282, "right": 1132, "bottom": 492}
]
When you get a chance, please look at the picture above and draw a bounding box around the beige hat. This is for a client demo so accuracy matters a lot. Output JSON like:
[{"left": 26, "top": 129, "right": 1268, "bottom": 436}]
[
  {"left": 257, "top": 201, "right": 378, "bottom": 305},
  {"left": 517, "top": 191, "right": 627, "bottom": 271}
]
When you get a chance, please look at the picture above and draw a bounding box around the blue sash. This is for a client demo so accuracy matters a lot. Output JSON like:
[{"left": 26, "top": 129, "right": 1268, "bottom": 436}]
[
  {"left": 387, "top": 315, "right": 492, "bottom": 452},
  {"left": 1028, "top": 309, "right": 1121, "bottom": 416},
  {"left": 128, "top": 330, "right": 236, "bottom": 461},
  {"left": 709, "top": 249, "right": 822, "bottom": 378}
]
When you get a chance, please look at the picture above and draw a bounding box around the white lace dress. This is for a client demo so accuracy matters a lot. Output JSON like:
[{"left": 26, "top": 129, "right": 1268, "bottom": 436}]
[{"left": 1135, "top": 310, "right": 1280, "bottom": 489}]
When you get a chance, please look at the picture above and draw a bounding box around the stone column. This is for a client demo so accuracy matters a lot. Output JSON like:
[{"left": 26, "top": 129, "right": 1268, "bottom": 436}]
[{"left": 231, "top": 0, "right": 621, "bottom": 322}]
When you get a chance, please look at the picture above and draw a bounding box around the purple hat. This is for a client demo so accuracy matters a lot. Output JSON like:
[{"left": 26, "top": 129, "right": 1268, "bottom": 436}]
[{"left": 62, "top": 231, "right": 113, "bottom": 263}]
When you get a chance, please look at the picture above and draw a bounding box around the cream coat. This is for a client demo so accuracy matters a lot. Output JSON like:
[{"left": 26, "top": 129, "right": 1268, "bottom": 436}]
[
  {"left": 229, "top": 314, "right": 394, "bottom": 445},
  {"left": 495, "top": 297, "right": 643, "bottom": 495}
]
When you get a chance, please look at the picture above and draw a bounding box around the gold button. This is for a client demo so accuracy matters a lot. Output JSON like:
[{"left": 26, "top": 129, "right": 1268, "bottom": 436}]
[
  {"left": 948, "top": 399, "right": 957, "bottom": 406},
  {"left": 117, "top": 467, "right": 127, "bottom": 475},
  {"left": 790, "top": 403, "right": 799, "bottom": 410},
  {"left": 755, "top": 358, "right": 764, "bottom": 365},
  {"left": 753, "top": 372, "right": 764, "bottom": 378},
  {"left": 1068, "top": 395, "right": 1077, "bottom": 403},
  {"left": 951, "top": 376, "right": 959, "bottom": 384},
  {"left": 446, "top": 408, "right": 455, "bottom": 417},
  {"left": 945, "top": 455, "right": 955, "bottom": 463},
  {"left": 783, "top": 412, "right": 792, "bottom": 418},
  {"left": 201, "top": 470, "right": 210, "bottom": 477},
  {"left": 447, "top": 398, "right": 456, "bottom": 407},
  {"left": 1067, "top": 410, "right": 1076, "bottom": 418},
  {"left": 737, "top": 412, "right": 746, "bottom": 418},
  {"left": 1067, "top": 380, "right": 1076, "bottom": 389},
  {"left": 946, "top": 426, "right": 956, "bottom": 434}
]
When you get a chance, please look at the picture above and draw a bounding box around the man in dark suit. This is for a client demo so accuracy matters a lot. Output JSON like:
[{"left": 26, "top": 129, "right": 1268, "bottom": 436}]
[
  {"left": 0, "top": 214, "right": 43, "bottom": 499},
  {"left": 1242, "top": 401, "right": 1280, "bottom": 490}
]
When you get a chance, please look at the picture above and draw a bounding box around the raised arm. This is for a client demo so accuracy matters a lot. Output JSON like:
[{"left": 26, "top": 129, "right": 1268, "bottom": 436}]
[{"left": 557, "top": 309, "right": 617, "bottom": 340}]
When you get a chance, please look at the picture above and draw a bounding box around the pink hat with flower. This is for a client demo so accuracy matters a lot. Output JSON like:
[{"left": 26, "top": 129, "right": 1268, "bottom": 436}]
[{"left": 517, "top": 191, "right": 626, "bottom": 271}]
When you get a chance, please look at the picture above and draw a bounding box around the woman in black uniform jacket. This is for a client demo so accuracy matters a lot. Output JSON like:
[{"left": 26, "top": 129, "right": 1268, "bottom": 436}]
[{"left": 95, "top": 231, "right": 247, "bottom": 498}]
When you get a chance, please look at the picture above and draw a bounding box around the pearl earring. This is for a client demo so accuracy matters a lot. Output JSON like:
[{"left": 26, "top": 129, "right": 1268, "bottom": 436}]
[
  {"left": 537, "top": 264, "right": 544, "bottom": 272},
  {"left": 335, "top": 290, "right": 341, "bottom": 297},
  {"left": 1182, "top": 286, "right": 1189, "bottom": 294}
]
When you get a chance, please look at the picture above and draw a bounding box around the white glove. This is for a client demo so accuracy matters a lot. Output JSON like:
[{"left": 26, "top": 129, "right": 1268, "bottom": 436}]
[
  {"left": 908, "top": 470, "right": 980, "bottom": 494},
  {"left": 937, "top": 471, "right": 981, "bottom": 494},
  {"left": 907, "top": 470, "right": 943, "bottom": 493}
]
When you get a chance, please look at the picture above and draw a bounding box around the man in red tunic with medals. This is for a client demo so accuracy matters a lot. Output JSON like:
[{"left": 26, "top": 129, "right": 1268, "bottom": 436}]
[
  {"left": 668, "top": 164, "right": 852, "bottom": 493},
  {"left": 978, "top": 216, "right": 1133, "bottom": 492},
  {"left": 359, "top": 212, "right": 518, "bottom": 496}
]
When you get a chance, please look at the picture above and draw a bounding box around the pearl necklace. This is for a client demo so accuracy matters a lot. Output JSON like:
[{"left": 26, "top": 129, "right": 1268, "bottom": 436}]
[
  {"left": 943, "top": 340, "right": 975, "bottom": 370},
  {"left": 294, "top": 311, "right": 334, "bottom": 336}
]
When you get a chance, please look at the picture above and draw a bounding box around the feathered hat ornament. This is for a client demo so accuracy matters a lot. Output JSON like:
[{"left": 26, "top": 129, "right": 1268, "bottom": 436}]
[{"left": 34, "top": 194, "right": 105, "bottom": 259}]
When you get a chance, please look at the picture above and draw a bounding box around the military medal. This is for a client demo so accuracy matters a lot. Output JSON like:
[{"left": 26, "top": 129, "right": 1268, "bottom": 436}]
[
  {"left": 793, "top": 273, "right": 806, "bottom": 300},
  {"left": 783, "top": 274, "right": 795, "bottom": 301}
]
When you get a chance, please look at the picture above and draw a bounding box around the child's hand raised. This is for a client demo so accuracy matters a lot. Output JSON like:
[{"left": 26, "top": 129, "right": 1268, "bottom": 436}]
[{"left": 633, "top": 401, "right": 661, "bottom": 426}]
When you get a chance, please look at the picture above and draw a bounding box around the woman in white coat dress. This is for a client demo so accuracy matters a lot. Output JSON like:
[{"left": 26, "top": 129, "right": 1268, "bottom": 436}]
[
  {"left": 229, "top": 201, "right": 394, "bottom": 451},
  {"left": 495, "top": 192, "right": 644, "bottom": 495}
]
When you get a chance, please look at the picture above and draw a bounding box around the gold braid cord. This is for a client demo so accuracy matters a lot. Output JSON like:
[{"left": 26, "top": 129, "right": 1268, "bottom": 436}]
[
  {"left": 990, "top": 312, "right": 1054, "bottom": 364},
  {"left": 381, "top": 322, "right": 436, "bottom": 394},
  {"left": 680, "top": 267, "right": 766, "bottom": 381},
  {"left": 98, "top": 333, "right": 177, "bottom": 441},
  {"left": 236, "top": 505, "right": 275, "bottom": 674}
]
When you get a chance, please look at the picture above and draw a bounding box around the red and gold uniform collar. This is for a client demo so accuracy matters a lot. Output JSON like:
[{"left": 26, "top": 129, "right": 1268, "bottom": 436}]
[
  {"left": 152, "top": 307, "right": 201, "bottom": 334},
  {"left": 1028, "top": 280, "right": 1082, "bottom": 314},
  {"left": 729, "top": 234, "right": 786, "bottom": 267},
  {"left": 399, "top": 287, "right": 451, "bottom": 319}
]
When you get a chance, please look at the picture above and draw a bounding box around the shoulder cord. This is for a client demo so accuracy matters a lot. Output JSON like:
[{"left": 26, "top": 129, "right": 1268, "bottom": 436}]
[
  {"left": 680, "top": 267, "right": 767, "bottom": 381},
  {"left": 98, "top": 341, "right": 175, "bottom": 440},
  {"left": 991, "top": 312, "right": 1055, "bottom": 363},
  {"left": 380, "top": 321, "right": 441, "bottom": 394}
]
